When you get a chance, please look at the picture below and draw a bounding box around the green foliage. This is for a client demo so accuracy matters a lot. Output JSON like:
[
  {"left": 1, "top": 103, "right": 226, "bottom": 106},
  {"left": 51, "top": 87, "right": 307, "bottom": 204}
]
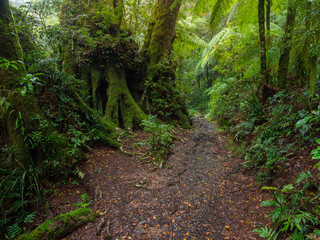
[
  {"left": 0, "top": 55, "right": 116, "bottom": 238},
  {"left": 197, "top": 27, "right": 234, "bottom": 70},
  {"left": 74, "top": 193, "right": 93, "bottom": 208},
  {"left": 188, "top": 85, "right": 211, "bottom": 113},
  {"left": 139, "top": 115, "right": 174, "bottom": 168},
  {"left": 0, "top": 57, "right": 19, "bottom": 71},
  {"left": 253, "top": 226, "right": 278, "bottom": 239},
  {"left": 258, "top": 155, "right": 320, "bottom": 238},
  {"left": 239, "top": 91, "right": 320, "bottom": 184},
  {"left": 15, "top": 73, "right": 44, "bottom": 97},
  {"left": 123, "top": 0, "right": 154, "bottom": 46}
]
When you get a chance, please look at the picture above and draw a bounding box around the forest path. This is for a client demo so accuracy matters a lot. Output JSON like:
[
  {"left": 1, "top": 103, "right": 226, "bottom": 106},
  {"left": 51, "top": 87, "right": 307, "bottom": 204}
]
[{"left": 52, "top": 116, "right": 271, "bottom": 239}]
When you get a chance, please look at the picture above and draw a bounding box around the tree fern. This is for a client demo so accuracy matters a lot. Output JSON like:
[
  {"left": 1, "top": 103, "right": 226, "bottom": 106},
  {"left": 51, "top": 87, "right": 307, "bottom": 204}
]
[
  {"left": 197, "top": 27, "right": 234, "bottom": 70},
  {"left": 210, "top": 0, "right": 238, "bottom": 30},
  {"left": 194, "top": 0, "right": 214, "bottom": 16},
  {"left": 185, "top": 33, "right": 208, "bottom": 48}
]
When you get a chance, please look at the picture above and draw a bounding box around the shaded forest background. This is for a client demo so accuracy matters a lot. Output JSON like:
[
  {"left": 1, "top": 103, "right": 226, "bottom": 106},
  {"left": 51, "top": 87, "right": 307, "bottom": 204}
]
[{"left": 0, "top": 0, "right": 320, "bottom": 238}]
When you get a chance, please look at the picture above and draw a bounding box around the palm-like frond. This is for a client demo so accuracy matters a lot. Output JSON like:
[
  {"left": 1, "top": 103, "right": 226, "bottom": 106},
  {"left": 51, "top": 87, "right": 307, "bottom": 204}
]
[
  {"left": 185, "top": 33, "right": 208, "bottom": 48},
  {"left": 194, "top": 0, "right": 214, "bottom": 16},
  {"left": 197, "top": 27, "right": 233, "bottom": 69},
  {"left": 210, "top": 0, "right": 238, "bottom": 30},
  {"left": 236, "top": 0, "right": 258, "bottom": 31}
]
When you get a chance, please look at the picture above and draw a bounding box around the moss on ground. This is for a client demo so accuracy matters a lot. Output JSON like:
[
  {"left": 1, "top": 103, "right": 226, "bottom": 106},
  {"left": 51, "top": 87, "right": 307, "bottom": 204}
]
[{"left": 17, "top": 208, "right": 99, "bottom": 240}]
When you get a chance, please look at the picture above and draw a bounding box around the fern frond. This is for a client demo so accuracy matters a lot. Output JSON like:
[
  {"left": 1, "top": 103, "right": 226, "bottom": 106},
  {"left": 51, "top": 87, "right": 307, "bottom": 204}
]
[
  {"left": 270, "top": 22, "right": 283, "bottom": 34},
  {"left": 186, "top": 33, "right": 208, "bottom": 48},
  {"left": 236, "top": 0, "right": 258, "bottom": 31},
  {"left": 210, "top": 0, "right": 238, "bottom": 30},
  {"left": 194, "top": 0, "right": 213, "bottom": 16},
  {"left": 253, "top": 226, "right": 278, "bottom": 239},
  {"left": 197, "top": 28, "right": 233, "bottom": 70}
]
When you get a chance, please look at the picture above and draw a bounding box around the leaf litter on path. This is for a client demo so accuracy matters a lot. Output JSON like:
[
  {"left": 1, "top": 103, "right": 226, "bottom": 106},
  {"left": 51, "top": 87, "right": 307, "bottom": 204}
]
[{"left": 45, "top": 117, "right": 271, "bottom": 239}]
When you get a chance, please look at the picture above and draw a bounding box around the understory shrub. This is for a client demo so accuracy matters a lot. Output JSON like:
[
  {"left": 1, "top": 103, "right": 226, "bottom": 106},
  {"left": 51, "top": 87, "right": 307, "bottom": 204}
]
[
  {"left": 0, "top": 56, "right": 117, "bottom": 239},
  {"left": 255, "top": 139, "right": 320, "bottom": 239},
  {"left": 138, "top": 115, "right": 174, "bottom": 168}
]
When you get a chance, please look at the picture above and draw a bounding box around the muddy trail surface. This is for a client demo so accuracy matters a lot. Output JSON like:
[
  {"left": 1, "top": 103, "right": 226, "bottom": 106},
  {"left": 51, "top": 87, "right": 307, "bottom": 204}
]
[{"left": 46, "top": 116, "right": 271, "bottom": 239}]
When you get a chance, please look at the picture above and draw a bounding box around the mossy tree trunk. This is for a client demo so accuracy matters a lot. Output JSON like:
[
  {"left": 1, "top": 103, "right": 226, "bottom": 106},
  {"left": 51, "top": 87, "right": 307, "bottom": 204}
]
[
  {"left": 142, "top": 0, "right": 190, "bottom": 127},
  {"left": 104, "top": 64, "right": 146, "bottom": 130},
  {"left": 60, "top": 0, "right": 146, "bottom": 130},
  {"left": 0, "top": 0, "right": 42, "bottom": 163}
]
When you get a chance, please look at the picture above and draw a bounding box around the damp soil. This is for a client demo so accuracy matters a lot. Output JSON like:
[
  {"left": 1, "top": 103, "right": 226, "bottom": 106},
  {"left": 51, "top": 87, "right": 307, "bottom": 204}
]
[{"left": 43, "top": 116, "right": 272, "bottom": 239}]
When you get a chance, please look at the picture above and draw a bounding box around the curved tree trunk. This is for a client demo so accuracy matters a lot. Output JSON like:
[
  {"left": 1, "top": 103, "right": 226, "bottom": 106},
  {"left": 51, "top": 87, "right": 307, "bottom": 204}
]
[
  {"left": 60, "top": 0, "right": 146, "bottom": 130},
  {"left": 142, "top": 0, "right": 190, "bottom": 127}
]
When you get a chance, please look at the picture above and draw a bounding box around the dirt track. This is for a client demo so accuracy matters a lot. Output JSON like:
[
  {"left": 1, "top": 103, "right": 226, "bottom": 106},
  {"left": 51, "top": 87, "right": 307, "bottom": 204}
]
[{"left": 47, "top": 117, "right": 270, "bottom": 239}]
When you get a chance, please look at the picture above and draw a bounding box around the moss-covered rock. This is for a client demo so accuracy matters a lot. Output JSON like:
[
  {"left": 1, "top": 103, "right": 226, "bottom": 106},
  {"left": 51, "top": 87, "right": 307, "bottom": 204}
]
[{"left": 17, "top": 208, "right": 99, "bottom": 240}]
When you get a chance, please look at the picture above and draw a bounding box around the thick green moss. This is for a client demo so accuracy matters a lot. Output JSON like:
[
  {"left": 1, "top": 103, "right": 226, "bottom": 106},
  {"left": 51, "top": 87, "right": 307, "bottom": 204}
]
[
  {"left": 0, "top": 0, "right": 38, "bottom": 163},
  {"left": 91, "top": 68, "right": 102, "bottom": 111},
  {"left": 141, "top": 0, "right": 190, "bottom": 128},
  {"left": 17, "top": 208, "right": 99, "bottom": 240},
  {"left": 60, "top": 0, "right": 145, "bottom": 130},
  {"left": 0, "top": 0, "right": 25, "bottom": 69},
  {"left": 67, "top": 86, "right": 120, "bottom": 147},
  {"left": 143, "top": 0, "right": 180, "bottom": 66},
  {"left": 104, "top": 64, "right": 146, "bottom": 130}
]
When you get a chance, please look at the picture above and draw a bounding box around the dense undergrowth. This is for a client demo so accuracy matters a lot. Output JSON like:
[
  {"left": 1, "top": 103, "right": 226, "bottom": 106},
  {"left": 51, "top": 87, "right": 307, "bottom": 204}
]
[
  {"left": 0, "top": 53, "right": 118, "bottom": 238},
  {"left": 182, "top": 73, "right": 319, "bottom": 239},
  {"left": 182, "top": 0, "right": 320, "bottom": 237},
  {"left": 1, "top": 0, "right": 320, "bottom": 239}
]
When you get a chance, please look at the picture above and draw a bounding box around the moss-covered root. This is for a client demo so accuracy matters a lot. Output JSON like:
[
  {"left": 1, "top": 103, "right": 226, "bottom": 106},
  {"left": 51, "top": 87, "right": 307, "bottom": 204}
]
[
  {"left": 17, "top": 208, "right": 99, "bottom": 240},
  {"left": 105, "top": 65, "right": 146, "bottom": 130},
  {"left": 67, "top": 86, "right": 121, "bottom": 148}
]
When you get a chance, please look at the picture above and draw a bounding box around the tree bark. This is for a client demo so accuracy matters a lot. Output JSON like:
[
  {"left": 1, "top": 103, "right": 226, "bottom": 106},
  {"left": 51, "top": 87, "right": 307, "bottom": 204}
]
[
  {"left": 277, "top": 0, "right": 297, "bottom": 88},
  {"left": 142, "top": 0, "right": 190, "bottom": 127},
  {"left": 0, "top": 0, "right": 35, "bottom": 163},
  {"left": 266, "top": 0, "right": 271, "bottom": 32},
  {"left": 258, "top": 0, "right": 269, "bottom": 84}
]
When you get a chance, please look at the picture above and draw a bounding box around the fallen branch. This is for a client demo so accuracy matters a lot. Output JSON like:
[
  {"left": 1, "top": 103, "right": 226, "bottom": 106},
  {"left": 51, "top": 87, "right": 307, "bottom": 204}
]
[{"left": 17, "top": 208, "right": 99, "bottom": 240}]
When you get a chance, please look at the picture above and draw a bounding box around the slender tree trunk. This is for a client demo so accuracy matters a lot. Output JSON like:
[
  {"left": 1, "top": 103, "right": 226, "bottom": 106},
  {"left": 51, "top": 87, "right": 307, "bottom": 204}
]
[
  {"left": 278, "top": 0, "right": 297, "bottom": 88},
  {"left": 296, "top": 0, "right": 310, "bottom": 87},
  {"left": 266, "top": 0, "right": 271, "bottom": 32},
  {"left": 258, "top": 0, "right": 269, "bottom": 84}
]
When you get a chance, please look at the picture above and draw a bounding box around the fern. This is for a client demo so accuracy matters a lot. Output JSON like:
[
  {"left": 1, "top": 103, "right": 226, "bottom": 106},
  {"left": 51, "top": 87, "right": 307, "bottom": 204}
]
[
  {"left": 253, "top": 226, "right": 278, "bottom": 239},
  {"left": 186, "top": 33, "right": 208, "bottom": 48},
  {"left": 7, "top": 223, "right": 22, "bottom": 239},
  {"left": 197, "top": 27, "right": 233, "bottom": 70},
  {"left": 210, "top": 0, "right": 238, "bottom": 30},
  {"left": 194, "top": 0, "right": 215, "bottom": 16},
  {"left": 24, "top": 212, "right": 36, "bottom": 223}
]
